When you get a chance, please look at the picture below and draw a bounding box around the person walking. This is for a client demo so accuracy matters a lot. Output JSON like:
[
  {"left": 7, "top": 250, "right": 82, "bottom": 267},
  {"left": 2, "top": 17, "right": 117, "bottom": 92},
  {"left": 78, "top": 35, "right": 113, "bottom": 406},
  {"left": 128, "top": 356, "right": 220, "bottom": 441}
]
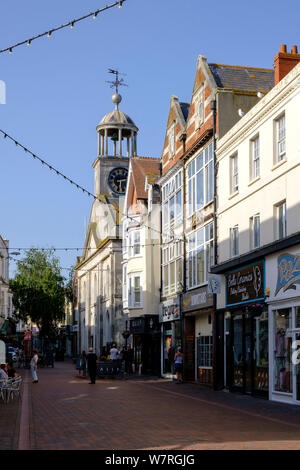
[
  {"left": 30, "top": 348, "right": 39, "bottom": 383},
  {"left": 174, "top": 347, "right": 183, "bottom": 384},
  {"left": 87, "top": 347, "right": 97, "bottom": 384}
]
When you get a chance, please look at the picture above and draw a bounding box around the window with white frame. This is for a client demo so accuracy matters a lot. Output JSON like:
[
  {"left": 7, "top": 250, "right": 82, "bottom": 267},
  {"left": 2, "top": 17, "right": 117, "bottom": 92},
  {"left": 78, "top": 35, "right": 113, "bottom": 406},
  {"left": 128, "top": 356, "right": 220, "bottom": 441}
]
[
  {"left": 197, "top": 335, "right": 212, "bottom": 368},
  {"left": 162, "top": 169, "right": 183, "bottom": 231},
  {"left": 230, "top": 225, "right": 239, "bottom": 257},
  {"left": 275, "top": 114, "right": 286, "bottom": 162},
  {"left": 276, "top": 201, "right": 287, "bottom": 240},
  {"left": 128, "top": 230, "right": 141, "bottom": 257},
  {"left": 230, "top": 153, "right": 238, "bottom": 194},
  {"left": 250, "top": 214, "right": 260, "bottom": 249},
  {"left": 128, "top": 272, "right": 142, "bottom": 308},
  {"left": 168, "top": 122, "right": 176, "bottom": 159},
  {"left": 250, "top": 135, "right": 260, "bottom": 180},
  {"left": 162, "top": 240, "right": 183, "bottom": 296},
  {"left": 187, "top": 142, "right": 213, "bottom": 217},
  {"left": 187, "top": 222, "right": 214, "bottom": 289}
]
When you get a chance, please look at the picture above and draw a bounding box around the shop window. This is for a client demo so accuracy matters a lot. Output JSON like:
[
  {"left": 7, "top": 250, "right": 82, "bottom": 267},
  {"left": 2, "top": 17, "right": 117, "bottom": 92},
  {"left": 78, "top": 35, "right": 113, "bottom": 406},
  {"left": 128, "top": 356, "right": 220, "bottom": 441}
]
[
  {"left": 197, "top": 336, "right": 212, "bottom": 368},
  {"left": 274, "top": 308, "right": 293, "bottom": 394}
]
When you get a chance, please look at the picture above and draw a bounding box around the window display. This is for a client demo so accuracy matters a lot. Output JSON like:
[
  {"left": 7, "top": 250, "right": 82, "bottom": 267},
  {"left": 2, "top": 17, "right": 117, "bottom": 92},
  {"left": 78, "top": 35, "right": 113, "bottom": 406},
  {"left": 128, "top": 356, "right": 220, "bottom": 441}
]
[
  {"left": 274, "top": 308, "right": 292, "bottom": 393},
  {"left": 163, "top": 321, "right": 181, "bottom": 374}
]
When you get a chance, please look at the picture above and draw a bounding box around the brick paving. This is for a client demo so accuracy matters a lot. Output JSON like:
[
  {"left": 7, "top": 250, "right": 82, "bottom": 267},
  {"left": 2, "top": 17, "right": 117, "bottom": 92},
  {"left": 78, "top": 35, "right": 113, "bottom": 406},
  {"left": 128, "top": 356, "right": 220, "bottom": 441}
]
[{"left": 3, "top": 360, "right": 300, "bottom": 449}]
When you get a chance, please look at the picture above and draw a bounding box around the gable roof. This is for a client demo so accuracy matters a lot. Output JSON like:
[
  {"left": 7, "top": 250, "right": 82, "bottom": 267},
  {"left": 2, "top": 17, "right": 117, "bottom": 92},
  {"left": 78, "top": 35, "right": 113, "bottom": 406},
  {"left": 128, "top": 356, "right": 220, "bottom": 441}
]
[
  {"left": 208, "top": 63, "right": 274, "bottom": 94},
  {"left": 129, "top": 157, "right": 160, "bottom": 202}
]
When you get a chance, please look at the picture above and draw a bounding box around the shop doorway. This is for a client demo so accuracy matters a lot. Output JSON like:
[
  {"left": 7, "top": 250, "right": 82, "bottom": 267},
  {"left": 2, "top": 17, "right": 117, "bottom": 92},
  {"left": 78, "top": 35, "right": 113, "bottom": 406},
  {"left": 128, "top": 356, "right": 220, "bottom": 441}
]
[
  {"left": 230, "top": 311, "right": 268, "bottom": 396},
  {"left": 184, "top": 316, "right": 195, "bottom": 381}
]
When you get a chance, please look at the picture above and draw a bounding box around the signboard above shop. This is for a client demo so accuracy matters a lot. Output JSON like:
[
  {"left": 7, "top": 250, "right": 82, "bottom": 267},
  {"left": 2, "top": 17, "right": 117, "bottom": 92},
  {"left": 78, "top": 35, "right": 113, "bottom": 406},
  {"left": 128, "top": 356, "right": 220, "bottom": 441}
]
[
  {"left": 226, "top": 260, "right": 265, "bottom": 307},
  {"left": 183, "top": 286, "right": 213, "bottom": 313}
]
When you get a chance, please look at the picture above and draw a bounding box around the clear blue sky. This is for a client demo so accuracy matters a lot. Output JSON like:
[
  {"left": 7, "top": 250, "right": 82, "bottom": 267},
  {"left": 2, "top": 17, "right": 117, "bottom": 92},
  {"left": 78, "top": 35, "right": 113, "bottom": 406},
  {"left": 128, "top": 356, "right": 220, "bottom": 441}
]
[{"left": 1, "top": 0, "right": 299, "bottom": 277}]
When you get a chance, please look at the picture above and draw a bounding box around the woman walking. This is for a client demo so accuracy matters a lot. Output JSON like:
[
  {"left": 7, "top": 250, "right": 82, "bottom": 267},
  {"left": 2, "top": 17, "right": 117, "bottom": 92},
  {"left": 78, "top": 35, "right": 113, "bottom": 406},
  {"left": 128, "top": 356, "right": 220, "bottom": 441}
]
[
  {"left": 174, "top": 347, "right": 183, "bottom": 384},
  {"left": 31, "top": 348, "right": 39, "bottom": 383}
]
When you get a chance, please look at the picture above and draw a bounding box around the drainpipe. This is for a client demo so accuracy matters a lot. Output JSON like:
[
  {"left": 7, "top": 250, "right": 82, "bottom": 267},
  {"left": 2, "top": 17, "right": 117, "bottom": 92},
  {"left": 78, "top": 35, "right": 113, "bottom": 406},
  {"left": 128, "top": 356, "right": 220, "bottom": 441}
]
[{"left": 210, "top": 98, "right": 220, "bottom": 391}]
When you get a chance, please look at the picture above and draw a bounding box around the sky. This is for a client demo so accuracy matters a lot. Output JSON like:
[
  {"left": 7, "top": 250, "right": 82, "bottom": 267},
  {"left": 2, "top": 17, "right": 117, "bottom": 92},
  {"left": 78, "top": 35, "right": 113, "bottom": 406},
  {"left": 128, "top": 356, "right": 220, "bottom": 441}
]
[{"left": 1, "top": 0, "right": 299, "bottom": 278}]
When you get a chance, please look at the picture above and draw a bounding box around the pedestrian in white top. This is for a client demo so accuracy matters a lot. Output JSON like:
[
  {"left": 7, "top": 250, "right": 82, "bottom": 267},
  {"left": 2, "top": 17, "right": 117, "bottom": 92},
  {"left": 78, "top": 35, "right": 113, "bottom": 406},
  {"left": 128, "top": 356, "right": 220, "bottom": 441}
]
[
  {"left": 30, "top": 349, "right": 39, "bottom": 383},
  {"left": 110, "top": 345, "right": 118, "bottom": 361}
]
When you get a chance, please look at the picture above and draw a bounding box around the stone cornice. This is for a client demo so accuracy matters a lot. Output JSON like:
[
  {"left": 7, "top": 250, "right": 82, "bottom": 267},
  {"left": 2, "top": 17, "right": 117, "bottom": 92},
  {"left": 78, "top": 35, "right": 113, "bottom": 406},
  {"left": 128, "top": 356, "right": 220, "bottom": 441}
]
[{"left": 216, "top": 62, "right": 300, "bottom": 157}]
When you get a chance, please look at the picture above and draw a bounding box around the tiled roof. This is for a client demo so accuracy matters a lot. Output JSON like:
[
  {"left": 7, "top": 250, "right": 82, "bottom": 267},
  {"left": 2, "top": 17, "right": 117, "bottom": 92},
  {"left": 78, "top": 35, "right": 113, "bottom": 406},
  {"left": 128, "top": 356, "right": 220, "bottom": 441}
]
[
  {"left": 208, "top": 64, "right": 274, "bottom": 93},
  {"left": 131, "top": 157, "right": 160, "bottom": 199},
  {"left": 180, "top": 102, "right": 190, "bottom": 122}
]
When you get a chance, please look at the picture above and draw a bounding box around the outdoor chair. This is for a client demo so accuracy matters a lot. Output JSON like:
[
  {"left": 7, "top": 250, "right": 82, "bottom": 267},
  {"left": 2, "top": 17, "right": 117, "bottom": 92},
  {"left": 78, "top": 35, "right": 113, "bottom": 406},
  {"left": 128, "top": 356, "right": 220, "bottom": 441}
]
[
  {"left": 0, "top": 378, "right": 13, "bottom": 403},
  {"left": 0, "top": 377, "right": 22, "bottom": 404}
]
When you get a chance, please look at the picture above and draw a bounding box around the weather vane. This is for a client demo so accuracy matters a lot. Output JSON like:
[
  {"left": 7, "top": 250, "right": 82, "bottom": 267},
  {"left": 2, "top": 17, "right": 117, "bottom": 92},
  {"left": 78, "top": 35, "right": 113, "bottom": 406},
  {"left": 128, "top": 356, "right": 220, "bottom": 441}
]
[{"left": 105, "top": 69, "right": 128, "bottom": 95}]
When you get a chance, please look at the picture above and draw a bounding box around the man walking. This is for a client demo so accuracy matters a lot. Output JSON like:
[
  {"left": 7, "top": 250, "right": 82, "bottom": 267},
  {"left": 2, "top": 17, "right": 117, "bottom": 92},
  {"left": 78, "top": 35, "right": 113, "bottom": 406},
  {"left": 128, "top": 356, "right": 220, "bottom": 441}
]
[{"left": 87, "top": 347, "right": 97, "bottom": 384}]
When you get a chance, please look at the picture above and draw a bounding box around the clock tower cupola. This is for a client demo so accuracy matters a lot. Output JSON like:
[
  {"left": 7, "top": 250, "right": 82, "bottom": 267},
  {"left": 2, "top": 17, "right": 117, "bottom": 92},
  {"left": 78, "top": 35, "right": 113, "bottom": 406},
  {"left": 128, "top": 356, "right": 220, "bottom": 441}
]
[{"left": 93, "top": 70, "right": 138, "bottom": 198}]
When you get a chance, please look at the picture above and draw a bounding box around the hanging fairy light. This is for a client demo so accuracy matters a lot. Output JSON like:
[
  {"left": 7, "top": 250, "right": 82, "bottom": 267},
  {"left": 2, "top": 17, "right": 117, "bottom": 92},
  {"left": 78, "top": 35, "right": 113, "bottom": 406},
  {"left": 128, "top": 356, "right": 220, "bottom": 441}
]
[{"left": 0, "top": 0, "right": 127, "bottom": 55}]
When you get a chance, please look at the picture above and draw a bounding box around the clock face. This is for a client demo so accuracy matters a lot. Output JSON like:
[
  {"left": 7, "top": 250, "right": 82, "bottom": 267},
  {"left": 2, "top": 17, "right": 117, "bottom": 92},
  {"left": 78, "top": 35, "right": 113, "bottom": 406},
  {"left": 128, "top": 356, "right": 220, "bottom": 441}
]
[{"left": 107, "top": 167, "right": 128, "bottom": 194}]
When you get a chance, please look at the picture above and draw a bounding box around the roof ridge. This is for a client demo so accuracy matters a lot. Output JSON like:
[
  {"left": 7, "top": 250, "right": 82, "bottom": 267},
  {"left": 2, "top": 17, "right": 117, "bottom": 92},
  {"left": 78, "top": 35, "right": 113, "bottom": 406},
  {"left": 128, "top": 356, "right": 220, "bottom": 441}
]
[
  {"left": 208, "top": 63, "right": 274, "bottom": 72},
  {"left": 133, "top": 155, "right": 160, "bottom": 160}
]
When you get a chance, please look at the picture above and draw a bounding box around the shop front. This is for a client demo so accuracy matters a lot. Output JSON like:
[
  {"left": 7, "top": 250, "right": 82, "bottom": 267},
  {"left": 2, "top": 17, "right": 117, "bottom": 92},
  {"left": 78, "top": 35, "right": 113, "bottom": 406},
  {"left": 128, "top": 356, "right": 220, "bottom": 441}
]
[
  {"left": 160, "top": 297, "right": 181, "bottom": 378},
  {"left": 224, "top": 260, "right": 268, "bottom": 397},
  {"left": 130, "top": 315, "right": 160, "bottom": 375},
  {"left": 183, "top": 286, "right": 214, "bottom": 384},
  {"left": 267, "top": 245, "right": 300, "bottom": 405}
]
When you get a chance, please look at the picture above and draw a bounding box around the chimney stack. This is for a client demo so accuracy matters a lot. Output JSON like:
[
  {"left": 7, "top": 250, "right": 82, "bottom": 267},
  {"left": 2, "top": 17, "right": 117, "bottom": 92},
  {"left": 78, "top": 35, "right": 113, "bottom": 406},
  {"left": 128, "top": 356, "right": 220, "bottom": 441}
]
[{"left": 274, "top": 44, "right": 300, "bottom": 85}]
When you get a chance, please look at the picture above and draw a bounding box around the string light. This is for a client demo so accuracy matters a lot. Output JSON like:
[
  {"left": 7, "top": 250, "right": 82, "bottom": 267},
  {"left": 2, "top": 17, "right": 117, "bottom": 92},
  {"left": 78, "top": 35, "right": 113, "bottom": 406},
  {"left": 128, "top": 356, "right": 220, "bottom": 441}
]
[
  {"left": 0, "top": 128, "right": 183, "bottom": 242},
  {"left": 0, "top": 1, "right": 127, "bottom": 55}
]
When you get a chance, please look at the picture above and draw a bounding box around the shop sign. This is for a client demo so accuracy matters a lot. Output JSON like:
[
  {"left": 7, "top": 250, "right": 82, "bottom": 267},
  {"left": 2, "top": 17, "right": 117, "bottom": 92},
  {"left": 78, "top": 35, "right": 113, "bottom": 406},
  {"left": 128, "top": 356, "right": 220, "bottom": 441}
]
[
  {"left": 226, "top": 260, "right": 264, "bottom": 307},
  {"left": 275, "top": 252, "right": 300, "bottom": 295},
  {"left": 183, "top": 286, "right": 213, "bottom": 313},
  {"left": 208, "top": 273, "right": 222, "bottom": 294},
  {"left": 161, "top": 304, "right": 180, "bottom": 323}
]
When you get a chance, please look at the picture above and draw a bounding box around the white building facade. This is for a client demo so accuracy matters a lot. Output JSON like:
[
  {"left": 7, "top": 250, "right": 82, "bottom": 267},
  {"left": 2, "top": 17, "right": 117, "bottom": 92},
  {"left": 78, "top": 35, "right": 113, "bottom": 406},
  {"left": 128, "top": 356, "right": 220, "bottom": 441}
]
[
  {"left": 122, "top": 157, "right": 161, "bottom": 374},
  {"left": 212, "top": 47, "right": 300, "bottom": 402}
]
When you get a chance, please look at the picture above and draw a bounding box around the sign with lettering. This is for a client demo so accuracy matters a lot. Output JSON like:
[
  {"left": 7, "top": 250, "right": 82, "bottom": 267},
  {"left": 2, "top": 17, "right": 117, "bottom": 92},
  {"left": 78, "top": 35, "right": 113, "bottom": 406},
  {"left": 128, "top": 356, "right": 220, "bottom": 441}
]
[
  {"left": 275, "top": 253, "right": 300, "bottom": 295},
  {"left": 226, "top": 261, "right": 264, "bottom": 306},
  {"left": 183, "top": 286, "right": 213, "bottom": 313}
]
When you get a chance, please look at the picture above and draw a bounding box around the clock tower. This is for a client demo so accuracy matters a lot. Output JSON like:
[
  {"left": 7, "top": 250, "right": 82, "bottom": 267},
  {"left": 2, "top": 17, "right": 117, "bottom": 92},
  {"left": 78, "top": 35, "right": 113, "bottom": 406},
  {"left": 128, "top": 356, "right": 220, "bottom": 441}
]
[{"left": 93, "top": 71, "right": 138, "bottom": 200}]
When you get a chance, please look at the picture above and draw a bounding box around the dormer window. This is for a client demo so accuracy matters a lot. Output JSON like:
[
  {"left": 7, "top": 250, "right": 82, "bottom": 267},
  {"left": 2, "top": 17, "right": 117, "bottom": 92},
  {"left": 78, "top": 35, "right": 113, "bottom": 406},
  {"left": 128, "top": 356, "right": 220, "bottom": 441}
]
[{"left": 168, "top": 122, "right": 176, "bottom": 159}]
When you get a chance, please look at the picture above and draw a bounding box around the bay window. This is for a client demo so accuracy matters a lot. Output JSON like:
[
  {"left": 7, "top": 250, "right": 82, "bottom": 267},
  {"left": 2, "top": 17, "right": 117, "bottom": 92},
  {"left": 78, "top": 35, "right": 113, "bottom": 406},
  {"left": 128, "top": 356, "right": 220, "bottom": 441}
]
[
  {"left": 187, "top": 142, "right": 213, "bottom": 217},
  {"left": 187, "top": 222, "right": 213, "bottom": 288},
  {"left": 162, "top": 169, "right": 183, "bottom": 231}
]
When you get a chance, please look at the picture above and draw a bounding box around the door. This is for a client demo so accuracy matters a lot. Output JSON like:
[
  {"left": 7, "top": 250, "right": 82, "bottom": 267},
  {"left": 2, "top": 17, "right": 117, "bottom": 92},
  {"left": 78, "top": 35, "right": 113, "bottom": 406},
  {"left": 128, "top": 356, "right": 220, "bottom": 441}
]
[
  {"left": 184, "top": 316, "right": 195, "bottom": 381},
  {"left": 231, "top": 312, "right": 268, "bottom": 396}
]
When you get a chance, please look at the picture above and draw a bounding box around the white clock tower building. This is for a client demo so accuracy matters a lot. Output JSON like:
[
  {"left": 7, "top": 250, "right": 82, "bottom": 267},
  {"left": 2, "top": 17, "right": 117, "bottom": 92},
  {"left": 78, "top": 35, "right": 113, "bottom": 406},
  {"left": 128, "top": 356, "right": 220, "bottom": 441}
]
[{"left": 75, "top": 72, "right": 138, "bottom": 355}]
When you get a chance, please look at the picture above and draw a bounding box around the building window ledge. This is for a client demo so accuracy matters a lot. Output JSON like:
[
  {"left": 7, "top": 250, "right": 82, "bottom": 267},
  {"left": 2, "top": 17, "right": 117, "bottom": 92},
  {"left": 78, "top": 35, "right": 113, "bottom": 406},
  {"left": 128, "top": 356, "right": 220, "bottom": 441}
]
[
  {"left": 228, "top": 190, "right": 239, "bottom": 200},
  {"left": 248, "top": 176, "right": 261, "bottom": 187},
  {"left": 272, "top": 158, "right": 287, "bottom": 171}
]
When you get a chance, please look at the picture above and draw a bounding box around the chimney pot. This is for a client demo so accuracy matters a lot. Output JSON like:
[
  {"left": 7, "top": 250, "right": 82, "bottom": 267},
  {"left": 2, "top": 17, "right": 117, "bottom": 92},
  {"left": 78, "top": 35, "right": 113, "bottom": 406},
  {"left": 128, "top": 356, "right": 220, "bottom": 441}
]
[
  {"left": 291, "top": 45, "right": 298, "bottom": 54},
  {"left": 280, "top": 44, "right": 287, "bottom": 53}
]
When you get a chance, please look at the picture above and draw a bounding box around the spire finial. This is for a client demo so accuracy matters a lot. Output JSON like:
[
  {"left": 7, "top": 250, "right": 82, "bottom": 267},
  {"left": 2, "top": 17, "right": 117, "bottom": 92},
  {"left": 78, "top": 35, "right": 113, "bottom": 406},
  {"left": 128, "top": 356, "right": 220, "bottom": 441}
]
[{"left": 105, "top": 69, "right": 128, "bottom": 110}]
